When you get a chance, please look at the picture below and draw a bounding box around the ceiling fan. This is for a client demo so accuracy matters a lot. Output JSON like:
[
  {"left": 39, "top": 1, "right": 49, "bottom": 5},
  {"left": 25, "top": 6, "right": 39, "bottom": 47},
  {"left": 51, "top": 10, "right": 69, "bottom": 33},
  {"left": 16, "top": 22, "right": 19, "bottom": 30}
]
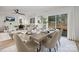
[{"left": 13, "top": 9, "right": 25, "bottom": 15}]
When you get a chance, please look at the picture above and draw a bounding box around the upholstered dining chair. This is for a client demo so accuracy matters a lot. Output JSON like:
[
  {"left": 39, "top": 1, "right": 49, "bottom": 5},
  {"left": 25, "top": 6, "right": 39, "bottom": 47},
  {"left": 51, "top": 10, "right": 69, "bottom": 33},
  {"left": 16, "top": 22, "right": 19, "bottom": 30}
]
[
  {"left": 57, "top": 29, "right": 63, "bottom": 46},
  {"left": 14, "top": 34, "right": 39, "bottom": 52},
  {"left": 42, "top": 29, "right": 60, "bottom": 52}
]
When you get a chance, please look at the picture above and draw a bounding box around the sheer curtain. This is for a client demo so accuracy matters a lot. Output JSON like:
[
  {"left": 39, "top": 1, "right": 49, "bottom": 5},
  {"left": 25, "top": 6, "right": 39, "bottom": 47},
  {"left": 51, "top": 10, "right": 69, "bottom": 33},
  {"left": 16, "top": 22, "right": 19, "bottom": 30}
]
[{"left": 68, "top": 7, "right": 79, "bottom": 41}]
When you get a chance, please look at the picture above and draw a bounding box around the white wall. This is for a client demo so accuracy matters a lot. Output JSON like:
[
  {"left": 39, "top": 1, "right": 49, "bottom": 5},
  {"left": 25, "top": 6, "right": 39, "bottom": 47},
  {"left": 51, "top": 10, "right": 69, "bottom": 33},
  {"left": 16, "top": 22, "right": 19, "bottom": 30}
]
[
  {"left": 0, "top": 16, "right": 5, "bottom": 26},
  {"left": 0, "top": 13, "right": 29, "bottom": 30}
]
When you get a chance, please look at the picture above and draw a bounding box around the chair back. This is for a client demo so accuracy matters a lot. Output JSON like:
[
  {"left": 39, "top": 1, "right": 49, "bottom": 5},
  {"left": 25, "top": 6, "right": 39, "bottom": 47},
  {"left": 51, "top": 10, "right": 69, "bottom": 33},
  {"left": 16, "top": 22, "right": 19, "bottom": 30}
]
[
  {"left": 43, "top": 29, "right": 60, "bottom": 48},
  {"left": 14, "top": 34, "right": 38, "bottom": 52},
  {"left": 58, "top": 29, "right": 63, "bottom": 40},
  {"left": 14, "top": 34, "right": 29, "bottom": 52}
]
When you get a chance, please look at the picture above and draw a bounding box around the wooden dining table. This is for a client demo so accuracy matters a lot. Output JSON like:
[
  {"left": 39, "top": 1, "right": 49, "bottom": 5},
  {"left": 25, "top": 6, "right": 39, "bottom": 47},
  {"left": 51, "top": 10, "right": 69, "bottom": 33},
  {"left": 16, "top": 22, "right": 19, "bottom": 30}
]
[
  {"left": 15, "top": 29, "right": 55, "bottom": 52},
  {"left": 17, "top": 30, "right": 55, "bottom": 44},
  {"left": 30, "top": 31, "right": 55, "bottom": 51},
  {"left": 30, "top": 31, "right": 55, "bottom": 42}
]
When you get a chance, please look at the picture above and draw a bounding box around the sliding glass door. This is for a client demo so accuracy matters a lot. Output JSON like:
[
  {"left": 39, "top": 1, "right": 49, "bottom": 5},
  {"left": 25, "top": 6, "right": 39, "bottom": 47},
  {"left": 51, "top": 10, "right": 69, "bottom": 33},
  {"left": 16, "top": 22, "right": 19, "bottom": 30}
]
[
  {"left": 48, "top": 14, "right": 67, "bottom": 36},
  {"left": 48, "top": 16, "right": 56, "bottom": 29}
]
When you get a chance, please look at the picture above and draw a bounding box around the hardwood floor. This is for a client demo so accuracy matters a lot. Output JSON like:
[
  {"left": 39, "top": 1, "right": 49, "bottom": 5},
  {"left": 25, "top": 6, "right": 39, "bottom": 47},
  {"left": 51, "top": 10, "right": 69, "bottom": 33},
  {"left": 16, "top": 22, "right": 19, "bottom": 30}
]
[{"left": 0, "top": 39, "right": 15, "bottom": 49}]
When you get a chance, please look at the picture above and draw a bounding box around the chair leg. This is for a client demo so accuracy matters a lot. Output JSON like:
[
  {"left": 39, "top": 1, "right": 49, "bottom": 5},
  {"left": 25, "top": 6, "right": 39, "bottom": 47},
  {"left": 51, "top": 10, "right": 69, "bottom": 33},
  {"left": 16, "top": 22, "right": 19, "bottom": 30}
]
[
  {"left": 58, "top": 40, "right": 61, "bottom": 46},
  {"left": 37, "top": 43, "right": 41, "bottom": 52},
  {"left": 37, "top": 48, "right": 39, "bottom": 52},
  {"left": 49, "top": 48, "right": 51, "bottom": 52},
  {"left": 37, "top": 46, "right": 41, "bottom": 52},
  {"left": 56, "top": 43, "right": 58, "bottom": 51},
  {"left": 54, "top": 48, "right": 56, "bottom": 52}
]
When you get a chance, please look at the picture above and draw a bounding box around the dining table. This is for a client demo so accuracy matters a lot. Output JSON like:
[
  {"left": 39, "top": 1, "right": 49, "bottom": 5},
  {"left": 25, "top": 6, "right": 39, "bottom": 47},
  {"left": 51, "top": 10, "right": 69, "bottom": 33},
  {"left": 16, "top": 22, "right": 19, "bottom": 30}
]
[
  {"left": 30, "top": 31, "right": 55, "bottom": 42},
  {"left": 13, "top": 29, "right": 55, "bottom": 52},
  {"left": 30, "top": 30, "right": 55, "bottom": 51},
  {"left": 14, "top": 29, "right": 55, "bottom": 43}
]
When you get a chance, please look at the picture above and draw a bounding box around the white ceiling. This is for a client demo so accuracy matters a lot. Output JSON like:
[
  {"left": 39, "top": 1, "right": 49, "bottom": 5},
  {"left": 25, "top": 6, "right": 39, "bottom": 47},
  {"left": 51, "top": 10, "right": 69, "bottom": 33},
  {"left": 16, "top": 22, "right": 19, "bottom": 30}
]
[{"left": 0, "top": 6, "right": 69, "bottom": 17}]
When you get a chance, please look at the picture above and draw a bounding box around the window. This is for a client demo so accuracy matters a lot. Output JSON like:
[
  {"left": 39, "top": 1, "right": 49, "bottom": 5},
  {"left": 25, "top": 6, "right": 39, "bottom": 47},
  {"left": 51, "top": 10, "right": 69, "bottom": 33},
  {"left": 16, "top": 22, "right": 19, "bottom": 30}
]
[{"left": 30, "top": 18, "right": 35, "bottom": 23}]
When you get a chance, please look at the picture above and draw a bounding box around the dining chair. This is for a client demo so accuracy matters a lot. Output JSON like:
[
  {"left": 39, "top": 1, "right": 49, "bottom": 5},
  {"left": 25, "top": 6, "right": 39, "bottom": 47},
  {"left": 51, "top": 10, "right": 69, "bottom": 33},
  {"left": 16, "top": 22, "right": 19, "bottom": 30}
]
[
  {"left": 42, "top": 29, "right": 60, "bottom": 52},
  {"left": 14, "top": 34, "right": 39, "bottom": 52},
  {"left": 57, "top": 29, "right": 63, "bottom": 46}
]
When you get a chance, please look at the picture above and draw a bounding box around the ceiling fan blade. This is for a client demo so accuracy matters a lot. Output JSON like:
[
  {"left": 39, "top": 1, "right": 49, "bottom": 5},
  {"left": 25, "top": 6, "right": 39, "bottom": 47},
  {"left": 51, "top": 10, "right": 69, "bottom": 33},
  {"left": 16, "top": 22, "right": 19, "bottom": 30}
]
[
  {"left": 20, "top": 13, "right": 25, "bottom": 15},
  {"left": 13, "top": 9, "right": 25, "bottom": 15},
  {"left": 18, "top": 13, "right": 25, "bottom": 15}
]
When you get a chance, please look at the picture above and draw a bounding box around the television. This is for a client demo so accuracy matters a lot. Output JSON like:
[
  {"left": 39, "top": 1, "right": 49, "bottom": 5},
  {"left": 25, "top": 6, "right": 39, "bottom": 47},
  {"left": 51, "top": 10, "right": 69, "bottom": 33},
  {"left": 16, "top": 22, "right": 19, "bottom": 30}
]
[{"left": 6, "top": 16, "right": 15, "bottom": 21}]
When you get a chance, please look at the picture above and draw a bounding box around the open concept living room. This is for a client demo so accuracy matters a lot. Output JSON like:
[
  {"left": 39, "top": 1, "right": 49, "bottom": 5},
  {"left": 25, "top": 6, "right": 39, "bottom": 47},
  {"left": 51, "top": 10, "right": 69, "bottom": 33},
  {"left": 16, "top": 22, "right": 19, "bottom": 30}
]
[{"left": 0, "top": 6, "right": 79, "bottom": 52}]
